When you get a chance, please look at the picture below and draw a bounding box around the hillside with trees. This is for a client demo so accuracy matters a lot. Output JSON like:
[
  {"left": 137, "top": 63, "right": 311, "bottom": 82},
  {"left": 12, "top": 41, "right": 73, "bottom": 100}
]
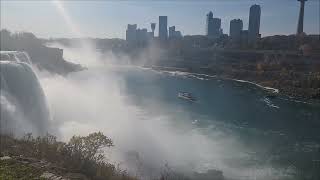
[{"left": 0, "top": 29, "right": 83, "bottom": 74}]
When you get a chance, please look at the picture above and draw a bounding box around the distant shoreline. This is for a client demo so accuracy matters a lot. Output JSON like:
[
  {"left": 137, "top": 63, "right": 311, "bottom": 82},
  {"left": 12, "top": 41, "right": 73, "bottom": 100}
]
[{"left": 145, "top": 65, "right": 319, "bottom": 105}]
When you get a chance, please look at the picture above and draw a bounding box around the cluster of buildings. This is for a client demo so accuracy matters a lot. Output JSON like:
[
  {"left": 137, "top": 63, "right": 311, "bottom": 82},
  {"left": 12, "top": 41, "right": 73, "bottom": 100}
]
[
  {"left": 126, "top": 24, "right": 153, "bottom": 45},
  {"left": 226, "top": 0, "right": 308, "bottom": 46},
  {"left": 229, "top": 4, "right": 261, "bottom": 45},
  {"left": 126, "top": 1, "right": 308, "bottom": 47},
  {"left": 207, "top": 4, "right": 261, "bottom": 46},
  {"left": 126, "top": 16, "right": 182, "bottom": 45}
]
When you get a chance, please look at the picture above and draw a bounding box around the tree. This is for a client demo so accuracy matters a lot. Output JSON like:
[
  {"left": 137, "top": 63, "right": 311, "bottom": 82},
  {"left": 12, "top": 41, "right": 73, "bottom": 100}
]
[{"left": 67, "top": 132, "right": 113, "bottom": 163}]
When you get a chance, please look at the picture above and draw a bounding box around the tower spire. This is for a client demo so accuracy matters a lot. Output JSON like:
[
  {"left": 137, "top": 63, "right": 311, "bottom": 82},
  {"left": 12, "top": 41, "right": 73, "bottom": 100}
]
[{"left": 297, "top": 0, "right": 308, "bottom": 35}]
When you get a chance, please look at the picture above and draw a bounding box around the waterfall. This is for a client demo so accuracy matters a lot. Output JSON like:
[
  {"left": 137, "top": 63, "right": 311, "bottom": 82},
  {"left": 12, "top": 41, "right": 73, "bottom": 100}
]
[
  {"left": 0, "top": 51, "right": 32, "bottom": 64},
  {"left": 0, "top": 51, "right": 50, "bottom": 136}
]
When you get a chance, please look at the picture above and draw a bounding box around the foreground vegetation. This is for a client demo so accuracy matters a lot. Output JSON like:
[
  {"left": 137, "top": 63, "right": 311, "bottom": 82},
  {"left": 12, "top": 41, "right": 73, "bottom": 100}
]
[
  {"left": 0, "top": 132, "right": 136, "bottom": 180},
  {"left": 1, "top": 132, "right": 317, "bottom": 180},
  {"left": 0, "top": 132, "right": 228, "bottom": 180},
  {"left": 0, "top": 158, "right": 44, "bottom": 180}
]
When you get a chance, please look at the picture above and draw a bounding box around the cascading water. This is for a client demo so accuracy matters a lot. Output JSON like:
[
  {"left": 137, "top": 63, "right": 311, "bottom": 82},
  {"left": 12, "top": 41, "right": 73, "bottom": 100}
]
[
  {"left": 0, "top": 51, "right": 50, "bottom": 136},
  {"left": 0, "top": 51, "right": 32, "bottom": 64}
]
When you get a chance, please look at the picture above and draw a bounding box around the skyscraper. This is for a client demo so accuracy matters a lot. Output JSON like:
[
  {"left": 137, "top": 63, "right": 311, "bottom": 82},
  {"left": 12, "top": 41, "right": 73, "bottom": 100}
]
[
  {"left": 248, "top": 4, "right": 261, "bottom": 44},
  {"left": 230, "top": 19, "right": 243, "bottom": 42},
  {"left": 206, "top": 11, "right": 214, "bottom": 36},
  {"left": 169, "top": 26, "right": 182, "bottom": 39},
  {"left": 240, "top": 30, "right": 249, "bottom": 47},
  {"left": 126, "top": 24, "right": 137, "bottom": 43},
  {"left": 212, "top": 18, "right": 222, "bottom": 37},
  {"left": 136, "top": 28, "right": 148, "bottom": 45},
  {"left": 297, "top": 0, "right": 308, "bottom": 35},
  {"left": 126, "top": 24, "right": 150, "bottom": 45},
  {"left": 206, "top": 11, "right": 222, "bottom": 38},
  {"left": 169, "top": 26, "right": 175, "bottom": 39},
  {"left": 159, "top": 16, "right": 168, "bottom": 40}
]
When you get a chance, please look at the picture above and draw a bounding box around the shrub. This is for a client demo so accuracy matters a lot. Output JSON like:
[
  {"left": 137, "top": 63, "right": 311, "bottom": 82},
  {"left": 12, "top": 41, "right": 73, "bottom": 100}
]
[{"left": 0, "top": 132, "right": 136, "bottom": 180}]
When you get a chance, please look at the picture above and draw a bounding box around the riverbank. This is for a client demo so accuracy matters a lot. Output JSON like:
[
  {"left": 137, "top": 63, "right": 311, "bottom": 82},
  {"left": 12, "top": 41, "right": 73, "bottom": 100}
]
[{"left": 148, "top": 65, "right": 320, "bottom": 104}]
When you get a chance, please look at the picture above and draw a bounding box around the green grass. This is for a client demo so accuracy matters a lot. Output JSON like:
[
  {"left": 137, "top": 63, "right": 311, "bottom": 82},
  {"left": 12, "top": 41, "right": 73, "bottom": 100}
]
[{"left": 0, "top": 159, "right": 45, "bottom": 180}]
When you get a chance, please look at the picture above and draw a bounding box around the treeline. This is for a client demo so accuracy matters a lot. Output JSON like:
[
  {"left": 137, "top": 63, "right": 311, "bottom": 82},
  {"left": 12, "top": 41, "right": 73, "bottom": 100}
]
[{"left": 256, "top": 34, "right": 320, "bottom": 51}]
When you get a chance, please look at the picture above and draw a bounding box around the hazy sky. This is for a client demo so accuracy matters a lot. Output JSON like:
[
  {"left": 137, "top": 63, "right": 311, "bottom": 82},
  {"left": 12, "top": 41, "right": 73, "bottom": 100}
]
[{"left": 1, "top": 0, "right": 319, "bottom": 39}]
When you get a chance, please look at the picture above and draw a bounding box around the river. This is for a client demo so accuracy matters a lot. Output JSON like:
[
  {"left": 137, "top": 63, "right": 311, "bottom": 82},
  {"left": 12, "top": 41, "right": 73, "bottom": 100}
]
[
  {"left": 41, "top": 56, "right": 320, "bottom": 179},
  {"left": 109, "top": 66, "right": 320, "bottom": 179}
]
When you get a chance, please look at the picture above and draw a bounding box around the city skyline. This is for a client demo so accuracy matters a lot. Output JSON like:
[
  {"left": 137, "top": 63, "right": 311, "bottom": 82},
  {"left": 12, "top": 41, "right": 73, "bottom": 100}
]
[{"left": 1, "top": 0, "right": 319, "bottom": 39}]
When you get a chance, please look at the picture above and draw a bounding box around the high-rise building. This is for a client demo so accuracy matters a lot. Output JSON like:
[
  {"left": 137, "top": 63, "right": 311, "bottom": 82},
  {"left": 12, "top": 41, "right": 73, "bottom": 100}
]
[
  {"left": 136, "top": 28, "right": 148, "bottom": 45},
  {"left": 206, "top": 11, "right": 222, "bottom": 38},
  {"left": 159, "top": 16, "right": 168, "bottom": 40},
  {"left": 126, "top": 24, "right": 150, "bottom": 45},
  {"left": 206, "top": 11, "right": 214, "bottom": 37},
  {"left": 174, "top": 31, "right": 182, "bottom": 39},
  {"left": 126, "top": 24, "right": 137, "bottom": 43},
  {"left": 212, "top": 18, "right": 222, "bottom": 37},
  {"left": 297, "top": 0, "right": 308, "bottom": 35},
  {"left": 169, "top": 26, "right": 182, "bottom": 39},
  {"left": 230, "top": 19, "right": 243, "bottom": 42},
  {"left": 169, "top": 26, "right": 175, "bottom": 38},
  {"left": 240, "top": 30, "right": 249, "bottom": 47},
  {"left": 248, "top": 4, "right": 261, "bottom": 44}
]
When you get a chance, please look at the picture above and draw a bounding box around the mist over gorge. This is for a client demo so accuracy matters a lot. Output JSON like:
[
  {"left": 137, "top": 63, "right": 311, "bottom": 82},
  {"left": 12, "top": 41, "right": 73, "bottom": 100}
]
[
  {"left": 0, "top": 0, "right": 319, "bottom": 178},
  {"left": 39, "top": 42, "right": 240, "bottom": 178},
  {"left": 0, "top": 37, "right": 235, "bottom": 179},
  {"left": 36, "top": 41, "right": 320, "bottom": 179}
]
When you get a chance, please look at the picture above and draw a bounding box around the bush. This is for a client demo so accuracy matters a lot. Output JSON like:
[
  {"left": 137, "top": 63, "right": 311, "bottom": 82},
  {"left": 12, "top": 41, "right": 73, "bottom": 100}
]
[{"left": 0, "top": 132, "right": 136, "bottom": 180}]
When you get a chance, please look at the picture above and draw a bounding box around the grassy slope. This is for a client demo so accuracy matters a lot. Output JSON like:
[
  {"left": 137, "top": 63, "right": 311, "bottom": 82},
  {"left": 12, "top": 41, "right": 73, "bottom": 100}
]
[{"left": 0, "top": 159, "right": 44, "bottom": 180}]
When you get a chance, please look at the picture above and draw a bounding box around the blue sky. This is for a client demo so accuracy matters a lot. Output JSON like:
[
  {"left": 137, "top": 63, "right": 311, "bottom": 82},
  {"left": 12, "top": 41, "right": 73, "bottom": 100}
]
[{"left": 1, "top": 0, "right": 319, "bottom": 39}]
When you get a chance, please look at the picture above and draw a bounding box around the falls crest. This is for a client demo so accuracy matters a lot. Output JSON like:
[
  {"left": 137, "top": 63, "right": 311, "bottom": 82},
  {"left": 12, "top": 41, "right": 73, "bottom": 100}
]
[{"left": 0, "top": 51, "right": 50, "bottom": 136}]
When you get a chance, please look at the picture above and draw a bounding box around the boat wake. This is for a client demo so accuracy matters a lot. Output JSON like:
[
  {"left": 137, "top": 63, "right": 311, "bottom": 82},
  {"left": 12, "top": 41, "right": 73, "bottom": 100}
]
[
  {"left": 178, "top": 92, "right": 197, "bottom": 102},
  {"left": 261, "top": 97, "right": 280, "bottom": 109}
]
